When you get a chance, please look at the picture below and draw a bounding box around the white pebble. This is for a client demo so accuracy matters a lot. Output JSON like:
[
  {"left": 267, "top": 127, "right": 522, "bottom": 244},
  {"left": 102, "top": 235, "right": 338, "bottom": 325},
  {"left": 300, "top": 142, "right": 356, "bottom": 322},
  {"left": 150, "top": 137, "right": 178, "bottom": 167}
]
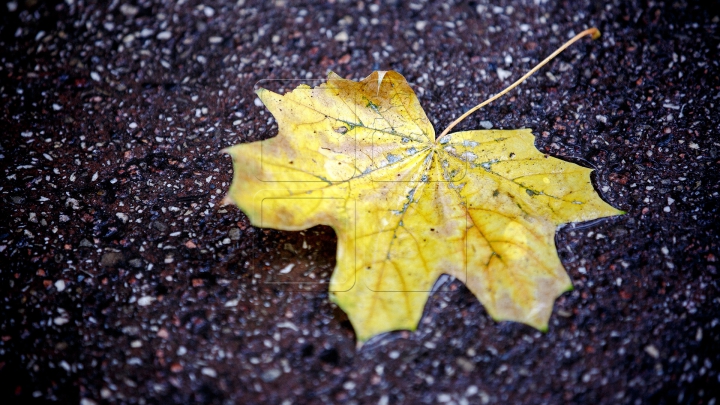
[
  {"left": 644, "top": 344, "right": 660, "bottom": 359},
  {"left": 54, "top": 316, "right": 69, "bottom": 325},
  {"left": 277, "top": 321, "right": 298, "bottom": 331},
  {"left": 438, "top": 393, "right": 452, "bottom": 402},
  {"left": 120, "top": 4, "right": 138, "bottom": 17},
  {"left": 496, "top": 67, "right": 511, "bottom": 81},
  {"left": 279, "top": 263, "right": 294, "bottom": 274},
  {"left": 201, "top": 367, "right": 217, "bottom": 378},
  {"left": 55, "top": 280, "right": 66, "bottom": 292}
]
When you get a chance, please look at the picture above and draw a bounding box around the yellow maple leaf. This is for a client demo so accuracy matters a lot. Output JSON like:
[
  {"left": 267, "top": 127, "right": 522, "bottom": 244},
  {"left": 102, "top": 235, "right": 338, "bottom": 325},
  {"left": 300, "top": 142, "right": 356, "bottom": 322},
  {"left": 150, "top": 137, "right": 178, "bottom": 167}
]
[{"left": 224, "top": 29, "right": 623, "bottom": 343}]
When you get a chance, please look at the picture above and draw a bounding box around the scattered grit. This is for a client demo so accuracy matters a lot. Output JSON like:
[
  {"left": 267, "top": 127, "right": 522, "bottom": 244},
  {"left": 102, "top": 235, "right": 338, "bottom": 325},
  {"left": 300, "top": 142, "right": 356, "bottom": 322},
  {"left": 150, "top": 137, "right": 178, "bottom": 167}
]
[{"left": 0, "top": 0, "right": 718, "bottom": 404}]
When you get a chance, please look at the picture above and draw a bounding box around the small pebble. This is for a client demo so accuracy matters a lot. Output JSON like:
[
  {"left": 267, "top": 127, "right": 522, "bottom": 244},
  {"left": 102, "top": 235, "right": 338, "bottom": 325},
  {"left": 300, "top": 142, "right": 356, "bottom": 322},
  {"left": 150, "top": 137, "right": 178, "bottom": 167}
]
[
  {"left": 120, "top": 4, "right": 138, "bottom": 17},
  {"left": 261, "top": 369, "right": 281, "bottom": 382},
  {"left": 644, "top": 345, "right": 660, "bottom": 359},
  {"left": 201, "top": 367, "right": 217, "bottom": 378},
  {"left": 279, "top": 264, "right": 294, "bottom": 274},
  {"left": 54, "top": 316, "right": 69, "bottom": 326},
  {"left": 496, "top": 68, "right": 511, "bottom": 80}
]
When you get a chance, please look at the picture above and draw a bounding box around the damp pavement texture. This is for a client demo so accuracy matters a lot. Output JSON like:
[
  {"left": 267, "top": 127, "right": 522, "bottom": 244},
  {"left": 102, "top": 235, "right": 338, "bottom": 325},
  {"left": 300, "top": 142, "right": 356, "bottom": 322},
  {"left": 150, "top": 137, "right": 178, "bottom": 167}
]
[{"left": 1, "top": 0, "right": 719, "bottom": 404}]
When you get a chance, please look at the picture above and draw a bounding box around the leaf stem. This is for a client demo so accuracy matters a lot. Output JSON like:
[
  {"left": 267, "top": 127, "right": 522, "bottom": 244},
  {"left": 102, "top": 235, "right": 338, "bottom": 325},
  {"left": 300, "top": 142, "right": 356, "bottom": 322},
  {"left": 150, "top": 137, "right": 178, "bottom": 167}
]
[{"left": 437, "top": 27, "right": 601, "bottom": 140}]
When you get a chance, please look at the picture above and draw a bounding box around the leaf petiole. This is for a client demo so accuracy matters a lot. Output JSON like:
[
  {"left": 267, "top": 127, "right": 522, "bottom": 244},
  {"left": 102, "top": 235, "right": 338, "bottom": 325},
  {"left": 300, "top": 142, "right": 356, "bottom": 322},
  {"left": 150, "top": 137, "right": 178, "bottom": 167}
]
[{"left": 437, "top": 27, "right": 601, "bottom": 140}]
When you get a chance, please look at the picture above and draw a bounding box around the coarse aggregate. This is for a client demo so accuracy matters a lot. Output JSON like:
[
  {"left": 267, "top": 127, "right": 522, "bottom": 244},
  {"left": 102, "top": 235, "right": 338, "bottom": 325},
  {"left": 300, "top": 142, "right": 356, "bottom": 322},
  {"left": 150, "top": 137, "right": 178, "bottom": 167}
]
[{"left": 0, "top": 0, "right": 719, "bottom": 404}]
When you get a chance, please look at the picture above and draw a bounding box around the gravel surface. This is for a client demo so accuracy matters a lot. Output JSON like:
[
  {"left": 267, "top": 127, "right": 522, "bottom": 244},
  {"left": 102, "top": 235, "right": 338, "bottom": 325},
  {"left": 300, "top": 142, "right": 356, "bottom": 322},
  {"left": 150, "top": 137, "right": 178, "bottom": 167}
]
[{"left": 1, "top": 0, "right": 719, "bottom": 404}]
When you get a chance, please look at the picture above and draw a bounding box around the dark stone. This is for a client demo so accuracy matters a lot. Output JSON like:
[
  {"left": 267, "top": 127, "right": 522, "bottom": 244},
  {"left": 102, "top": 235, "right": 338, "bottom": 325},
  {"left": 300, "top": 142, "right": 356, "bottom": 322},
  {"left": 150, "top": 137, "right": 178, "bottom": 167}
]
[{"left": 100, "top": 252, "right": 124, "bottom": 267}]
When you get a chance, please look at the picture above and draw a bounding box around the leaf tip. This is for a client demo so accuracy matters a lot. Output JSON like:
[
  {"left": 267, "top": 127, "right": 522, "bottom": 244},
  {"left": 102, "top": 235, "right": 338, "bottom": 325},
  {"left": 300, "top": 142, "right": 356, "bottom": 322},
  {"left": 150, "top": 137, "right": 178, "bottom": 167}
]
[
  {"left": 589, "top": 27, "right": 602, "bottom": 40},
  {"left": 254, "top": 87, "right": 268, "bottom": 99}
]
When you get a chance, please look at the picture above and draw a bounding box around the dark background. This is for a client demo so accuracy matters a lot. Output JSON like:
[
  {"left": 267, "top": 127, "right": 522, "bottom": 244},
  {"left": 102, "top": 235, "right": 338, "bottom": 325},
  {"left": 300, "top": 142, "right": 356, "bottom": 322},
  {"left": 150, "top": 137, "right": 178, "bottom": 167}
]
[{"left": 1, "top": 0, "right": 719, "bottom": 403}]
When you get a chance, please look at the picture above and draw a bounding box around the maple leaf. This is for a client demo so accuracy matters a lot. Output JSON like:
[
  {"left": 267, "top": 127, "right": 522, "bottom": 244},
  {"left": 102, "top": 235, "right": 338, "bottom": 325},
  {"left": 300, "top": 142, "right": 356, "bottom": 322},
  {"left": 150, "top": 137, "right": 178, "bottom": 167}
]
[{"left": 224, "top": 29, "right": 623, "bottom": 343}]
